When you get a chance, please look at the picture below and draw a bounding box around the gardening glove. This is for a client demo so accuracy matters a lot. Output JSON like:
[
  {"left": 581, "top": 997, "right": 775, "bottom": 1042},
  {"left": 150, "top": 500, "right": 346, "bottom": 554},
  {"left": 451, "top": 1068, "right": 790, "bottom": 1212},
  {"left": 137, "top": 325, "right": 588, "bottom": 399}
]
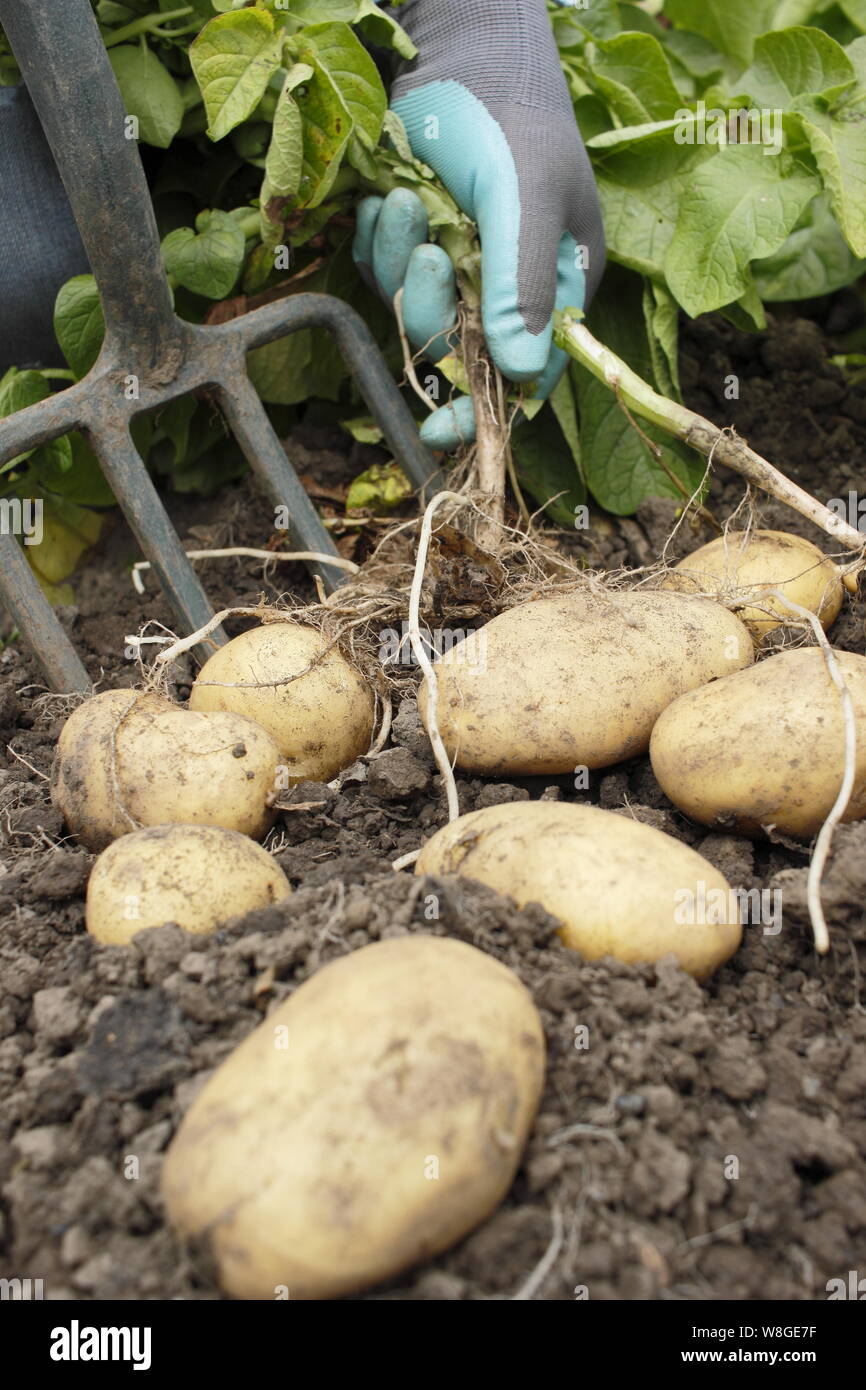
[
  {"left": 0, "top": 86, "right": 89, "bottom": 372},
  {"left": 353, "top": 0, "right": 605, "bottom": 450}
]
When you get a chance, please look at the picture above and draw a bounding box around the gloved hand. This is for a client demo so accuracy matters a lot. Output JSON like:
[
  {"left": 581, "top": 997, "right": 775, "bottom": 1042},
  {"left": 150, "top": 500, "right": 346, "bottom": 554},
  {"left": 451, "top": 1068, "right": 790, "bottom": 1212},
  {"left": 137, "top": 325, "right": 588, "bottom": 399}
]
[
  {"left": 353, "top": 0, "right": 605, "bottom": 449},
  {"left": 0, "top": 86, "right": 89, "bottom": 372}
]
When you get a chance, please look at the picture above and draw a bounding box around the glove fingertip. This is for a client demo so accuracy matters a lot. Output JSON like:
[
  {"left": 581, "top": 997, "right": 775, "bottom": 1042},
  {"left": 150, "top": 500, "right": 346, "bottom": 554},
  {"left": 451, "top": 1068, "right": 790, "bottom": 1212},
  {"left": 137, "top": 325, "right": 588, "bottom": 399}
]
[{"left": 419, "top": 397, "right": 477, "bottom": 451}]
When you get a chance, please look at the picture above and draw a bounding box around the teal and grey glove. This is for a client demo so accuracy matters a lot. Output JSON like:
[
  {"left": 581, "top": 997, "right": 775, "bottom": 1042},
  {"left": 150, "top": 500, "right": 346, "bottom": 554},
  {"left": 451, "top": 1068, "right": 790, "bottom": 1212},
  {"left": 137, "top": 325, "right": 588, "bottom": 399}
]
[{"left": 353, "top": 0, "right": 605, "bottom": 449}]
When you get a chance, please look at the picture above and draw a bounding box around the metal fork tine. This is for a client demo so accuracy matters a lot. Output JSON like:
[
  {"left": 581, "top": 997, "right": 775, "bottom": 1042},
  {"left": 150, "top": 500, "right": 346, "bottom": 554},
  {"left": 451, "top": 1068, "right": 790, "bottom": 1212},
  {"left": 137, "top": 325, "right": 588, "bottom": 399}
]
[
  {"left": 214, "top": 375, "right": 346, "bottom": 594},
  {"left": 89, "top": 424, "right": 227, "bottom": 661},
  {"left": 0, "top": 530, "right": 89, "bottom": 692}
]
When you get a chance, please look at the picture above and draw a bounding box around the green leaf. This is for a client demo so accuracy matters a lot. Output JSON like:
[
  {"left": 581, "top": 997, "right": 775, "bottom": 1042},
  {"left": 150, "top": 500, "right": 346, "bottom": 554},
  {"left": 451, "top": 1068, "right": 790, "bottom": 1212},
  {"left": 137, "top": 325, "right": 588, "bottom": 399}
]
[
  {"left": 593, "top": 128, "right": 713, "bottom": 281},
  {"left": 662, "top": 30, "right": 726, "bottom": 85},
  {"left": 552, "top": 0, "right": 621, "bottom": 46},
  {"left": 585, "top": 33, "right": 684, "bottom": 124},
  {"left": 35, "top": 433, "right": 114, "bottom": 508},
  {"left": 342, "top": 416, "right": 384, "bottom": 445},
  {"left": 0, "top": 369, "right": 50, "bottom": 471},
  {"left": 793, "top": 93, "right": 866, "bottom": 256},
  {"left": 32, "top": 436, "right": 74, "bottom": 480},
  {"left": 108, "top": 43, "right": 184, "bottom": 148},
  {"left": 286, "top": 43, "right": 354, "bottom": 209},
  {"left": 355, "top": 1, "right": 417, "bottom": 60},
  {"left": 259, "top": 65, "right": 311, "bottom": 243},
  {"left": 247, "top": 329, "right": 315, "bottom": 405},
  {"left": 54, "top": 275, "right": 105, "bottom": 380},
  {"left": 840, "top": 0, "right": 866, "bottom": 33},
  {"left": 298, "top": 22, "right": 386, "bottom": 152},
  {"left": 346, "top": 462, "right": 411, "bottom": 512},
  {"left": 664, "top": 0, "right": 780, "bottom": 73},
  {"left": 643, "top": 280, "right": 681, "bottom": 400},
  {"left": 0, "top": 369, "right": 49, "bottom": 420},
  {"left": 511, "top": 402, "right": 586, "bottom": 526},
  {"left": 573, "top": 93, "right": 615, "bottom": 142},
  {"left": 736, "top": 25, "right": 857, "bottom": 107},
  {"left": 23, "top": 494, "right": 104, "bottom": 596},
  {"left": 549, "top": 370, "right": 583, "bottom": 486},
  {"left": 155, "top": 396, "right": 198, "bottom": 467},
  {"left": 752, "top": 191, "right": 866, "bottom": 297},
  {"left": 162, "top": 209, "right": 247, "bottom": 298},
  {"left": 190, "top": 7, "right": 286, "bottom": 142},
  {"left": 664, "top": 146, "right": 821, "bottom": 317},
  {"left": 573, "top": 266, "right": 705, "bottom": 515}
]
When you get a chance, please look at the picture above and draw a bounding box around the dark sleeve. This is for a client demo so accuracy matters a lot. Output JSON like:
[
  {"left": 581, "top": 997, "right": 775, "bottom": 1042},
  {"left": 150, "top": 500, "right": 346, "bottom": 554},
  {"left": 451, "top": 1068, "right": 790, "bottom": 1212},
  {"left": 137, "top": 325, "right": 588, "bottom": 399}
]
[{"left": 0, "top": 85, "right": 90, "bottom": 371}]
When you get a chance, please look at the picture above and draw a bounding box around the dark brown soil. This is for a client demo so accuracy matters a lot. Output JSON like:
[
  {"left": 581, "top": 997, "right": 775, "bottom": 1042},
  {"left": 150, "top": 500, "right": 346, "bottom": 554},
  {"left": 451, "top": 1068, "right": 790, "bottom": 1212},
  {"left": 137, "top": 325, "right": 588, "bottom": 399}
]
[{"left": 1, "top": 303, "right": 865, "bottom": 1301}]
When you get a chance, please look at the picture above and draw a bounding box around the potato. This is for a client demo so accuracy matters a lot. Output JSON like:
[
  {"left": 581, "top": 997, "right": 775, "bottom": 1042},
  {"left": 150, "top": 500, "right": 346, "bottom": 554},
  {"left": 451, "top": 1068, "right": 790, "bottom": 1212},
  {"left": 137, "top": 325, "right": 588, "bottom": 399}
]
[
  {"left": 51, "top": 690, "right": 282, "bottom": 850},
  {"left": 415, "top": 801, "right": 741, "bottom": 981},
  {"left": 650, "top": 648, "right": 866, "bottom": 838},
  {"left": 161, "top": 935, "right": 545, "bottom": 1300},
  {"left": 418, "top": 590, "right": 752, "bottom": 775},
  {"left": 663, "top": 529, "right": 843, "bottom": 642},
  {"left": 51, "top": 689, "right": 173, "bottom": 851},
  {"left": 189, "top": 621, "right": 374, "bottom": 783},
  {"left": 86, "top": 823, "right": 291, "bottom": 944}
]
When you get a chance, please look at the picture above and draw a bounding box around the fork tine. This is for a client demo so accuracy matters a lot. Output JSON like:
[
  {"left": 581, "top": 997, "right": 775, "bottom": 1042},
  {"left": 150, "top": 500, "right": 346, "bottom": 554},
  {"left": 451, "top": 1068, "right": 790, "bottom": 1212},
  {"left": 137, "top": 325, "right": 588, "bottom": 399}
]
[
  {"left": 0, "top": 530, "right": 90, "bottom": 692},
  {"left": 89, "top": 424, "right": 227, "bottom": 660}
]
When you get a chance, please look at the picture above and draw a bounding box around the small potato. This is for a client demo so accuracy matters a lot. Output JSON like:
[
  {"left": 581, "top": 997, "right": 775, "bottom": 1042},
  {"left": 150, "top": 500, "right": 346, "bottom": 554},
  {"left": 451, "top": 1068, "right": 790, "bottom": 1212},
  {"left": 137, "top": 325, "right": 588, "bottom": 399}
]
[
  {"left": 189, "top": 621, "right": 374, "bottom": 783},
  {"left": 418, "top": 590, "right": 752, "bottom": 775},
  {"left": 161, "top": 935, "right": 545, "bottom": 1300},
  {"left": 51, "top": 690, "right": 282, "bottom": 849},
  {"left": 116, "top": 705, "right": 281, "bottom": 840},
  {"left": 663, "top": 529, "right": 843, "bottom": 641},
  {"left": 416, "top": 801, "right": 741, "bottom": 981},
  {"left": 86, "top": 823, "right": 291, "bottom": 944},
  {"left": 51, "top": 689, "right": 173, "bottom": 852},
  {"left": 650, "top": 648, "right": 866, "bottom": 838}
]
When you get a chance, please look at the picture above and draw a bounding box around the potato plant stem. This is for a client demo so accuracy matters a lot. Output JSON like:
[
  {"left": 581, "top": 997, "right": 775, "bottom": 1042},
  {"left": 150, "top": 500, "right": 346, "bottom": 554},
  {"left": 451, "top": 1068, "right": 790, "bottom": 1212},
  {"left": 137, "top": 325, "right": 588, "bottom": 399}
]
[
  {"left": 555, "top": 315, "right": 866, "bottom": 556},
  {"left": 462, "top": 305, "right": 505, "bottom": 552}
]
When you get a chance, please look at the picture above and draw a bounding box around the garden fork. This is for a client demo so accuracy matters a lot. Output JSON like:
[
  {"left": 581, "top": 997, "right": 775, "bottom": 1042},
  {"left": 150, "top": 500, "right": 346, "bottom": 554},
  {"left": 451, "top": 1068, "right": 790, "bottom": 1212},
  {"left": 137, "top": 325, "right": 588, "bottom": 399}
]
[{"left": 0, "top": 0, "right": 439, "bottom": 692}]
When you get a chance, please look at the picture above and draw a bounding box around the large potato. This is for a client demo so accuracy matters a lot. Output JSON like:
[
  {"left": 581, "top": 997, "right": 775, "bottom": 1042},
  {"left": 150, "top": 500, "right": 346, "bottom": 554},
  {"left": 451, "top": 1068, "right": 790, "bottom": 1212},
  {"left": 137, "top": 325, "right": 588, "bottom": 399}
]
[
  {"left": 86, "top": 823, "right": 291, "bottom": 944},
  {"left": 650, "top": 648, "right": 866, "bottom": 838},
  {"left": 51, "top": 690, "right": 282, "bottom": 849},
  {"left": 663, "top": 529, "right": 843, "bottom": 642},
  {"left": 189, "top": 621, "right": 374, "bottom": 783},
  {"left": 418, "top": 590, "right": 752, "bottom": 775},
  {"left": 416, "top": 801, "right": 741, "bottom": 981},
  {"left": 161, "top": 935, "right": 545, "bottom": 1300}
]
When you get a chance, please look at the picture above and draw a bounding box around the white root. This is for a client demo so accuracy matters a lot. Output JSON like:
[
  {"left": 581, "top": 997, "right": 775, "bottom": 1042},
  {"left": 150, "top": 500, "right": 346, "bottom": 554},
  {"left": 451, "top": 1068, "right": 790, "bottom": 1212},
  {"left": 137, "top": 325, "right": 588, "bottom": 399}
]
[
  {"left": 769, "top": 590, "right": 857, "bottom": 955},
  {"left": 132, "top": 548, "right": 358, "bottom": 594},
  {"left": 408, "top": 491, "right": 464, "bottom": 824},
  {"left": 512, "top": 1203, "right": 564, "bottom": 1301},
  {"left": 392, "top": 849, "right": 422, "bottom": 872},
  {"left": 393, "top": 288, "right": 438, "bottom": 414}
]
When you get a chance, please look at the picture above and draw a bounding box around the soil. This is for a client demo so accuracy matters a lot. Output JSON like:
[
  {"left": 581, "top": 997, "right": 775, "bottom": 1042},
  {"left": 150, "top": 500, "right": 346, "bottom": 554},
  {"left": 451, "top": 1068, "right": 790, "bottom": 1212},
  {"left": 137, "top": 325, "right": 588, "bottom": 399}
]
[{"left": 1, "top": 301, "right": 866, "bottom": 1302}]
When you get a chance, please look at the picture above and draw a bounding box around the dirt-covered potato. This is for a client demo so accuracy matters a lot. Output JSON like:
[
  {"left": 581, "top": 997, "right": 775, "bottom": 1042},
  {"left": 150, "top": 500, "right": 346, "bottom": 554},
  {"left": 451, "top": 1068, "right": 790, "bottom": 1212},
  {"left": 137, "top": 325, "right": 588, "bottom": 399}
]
[
  {"left": 189, "top": 621, "right": 374, "bottom": 783},
  {"left": 51, "top": 690, "right": 282, "bottom": 850},
  {"left": 161, "top": 935, "right": 545, "bottom": 1299},
  {"left": 650, "top": 648, "right": 866, "bottom": 838},
  {"left": 663, "top": 529, "right": 843, "bottom": 641},
  {"left": 86, "top": 823, "right": 290, "bottom": 944},
  {"left": 418, "top": 590, "right": 752, "bottom": 775},
  {"left": 51, "top": 689, "right": 173, "bottom": 852},
  {"left": 415, "top": 801, "right": 741, "bottom": 981}
]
